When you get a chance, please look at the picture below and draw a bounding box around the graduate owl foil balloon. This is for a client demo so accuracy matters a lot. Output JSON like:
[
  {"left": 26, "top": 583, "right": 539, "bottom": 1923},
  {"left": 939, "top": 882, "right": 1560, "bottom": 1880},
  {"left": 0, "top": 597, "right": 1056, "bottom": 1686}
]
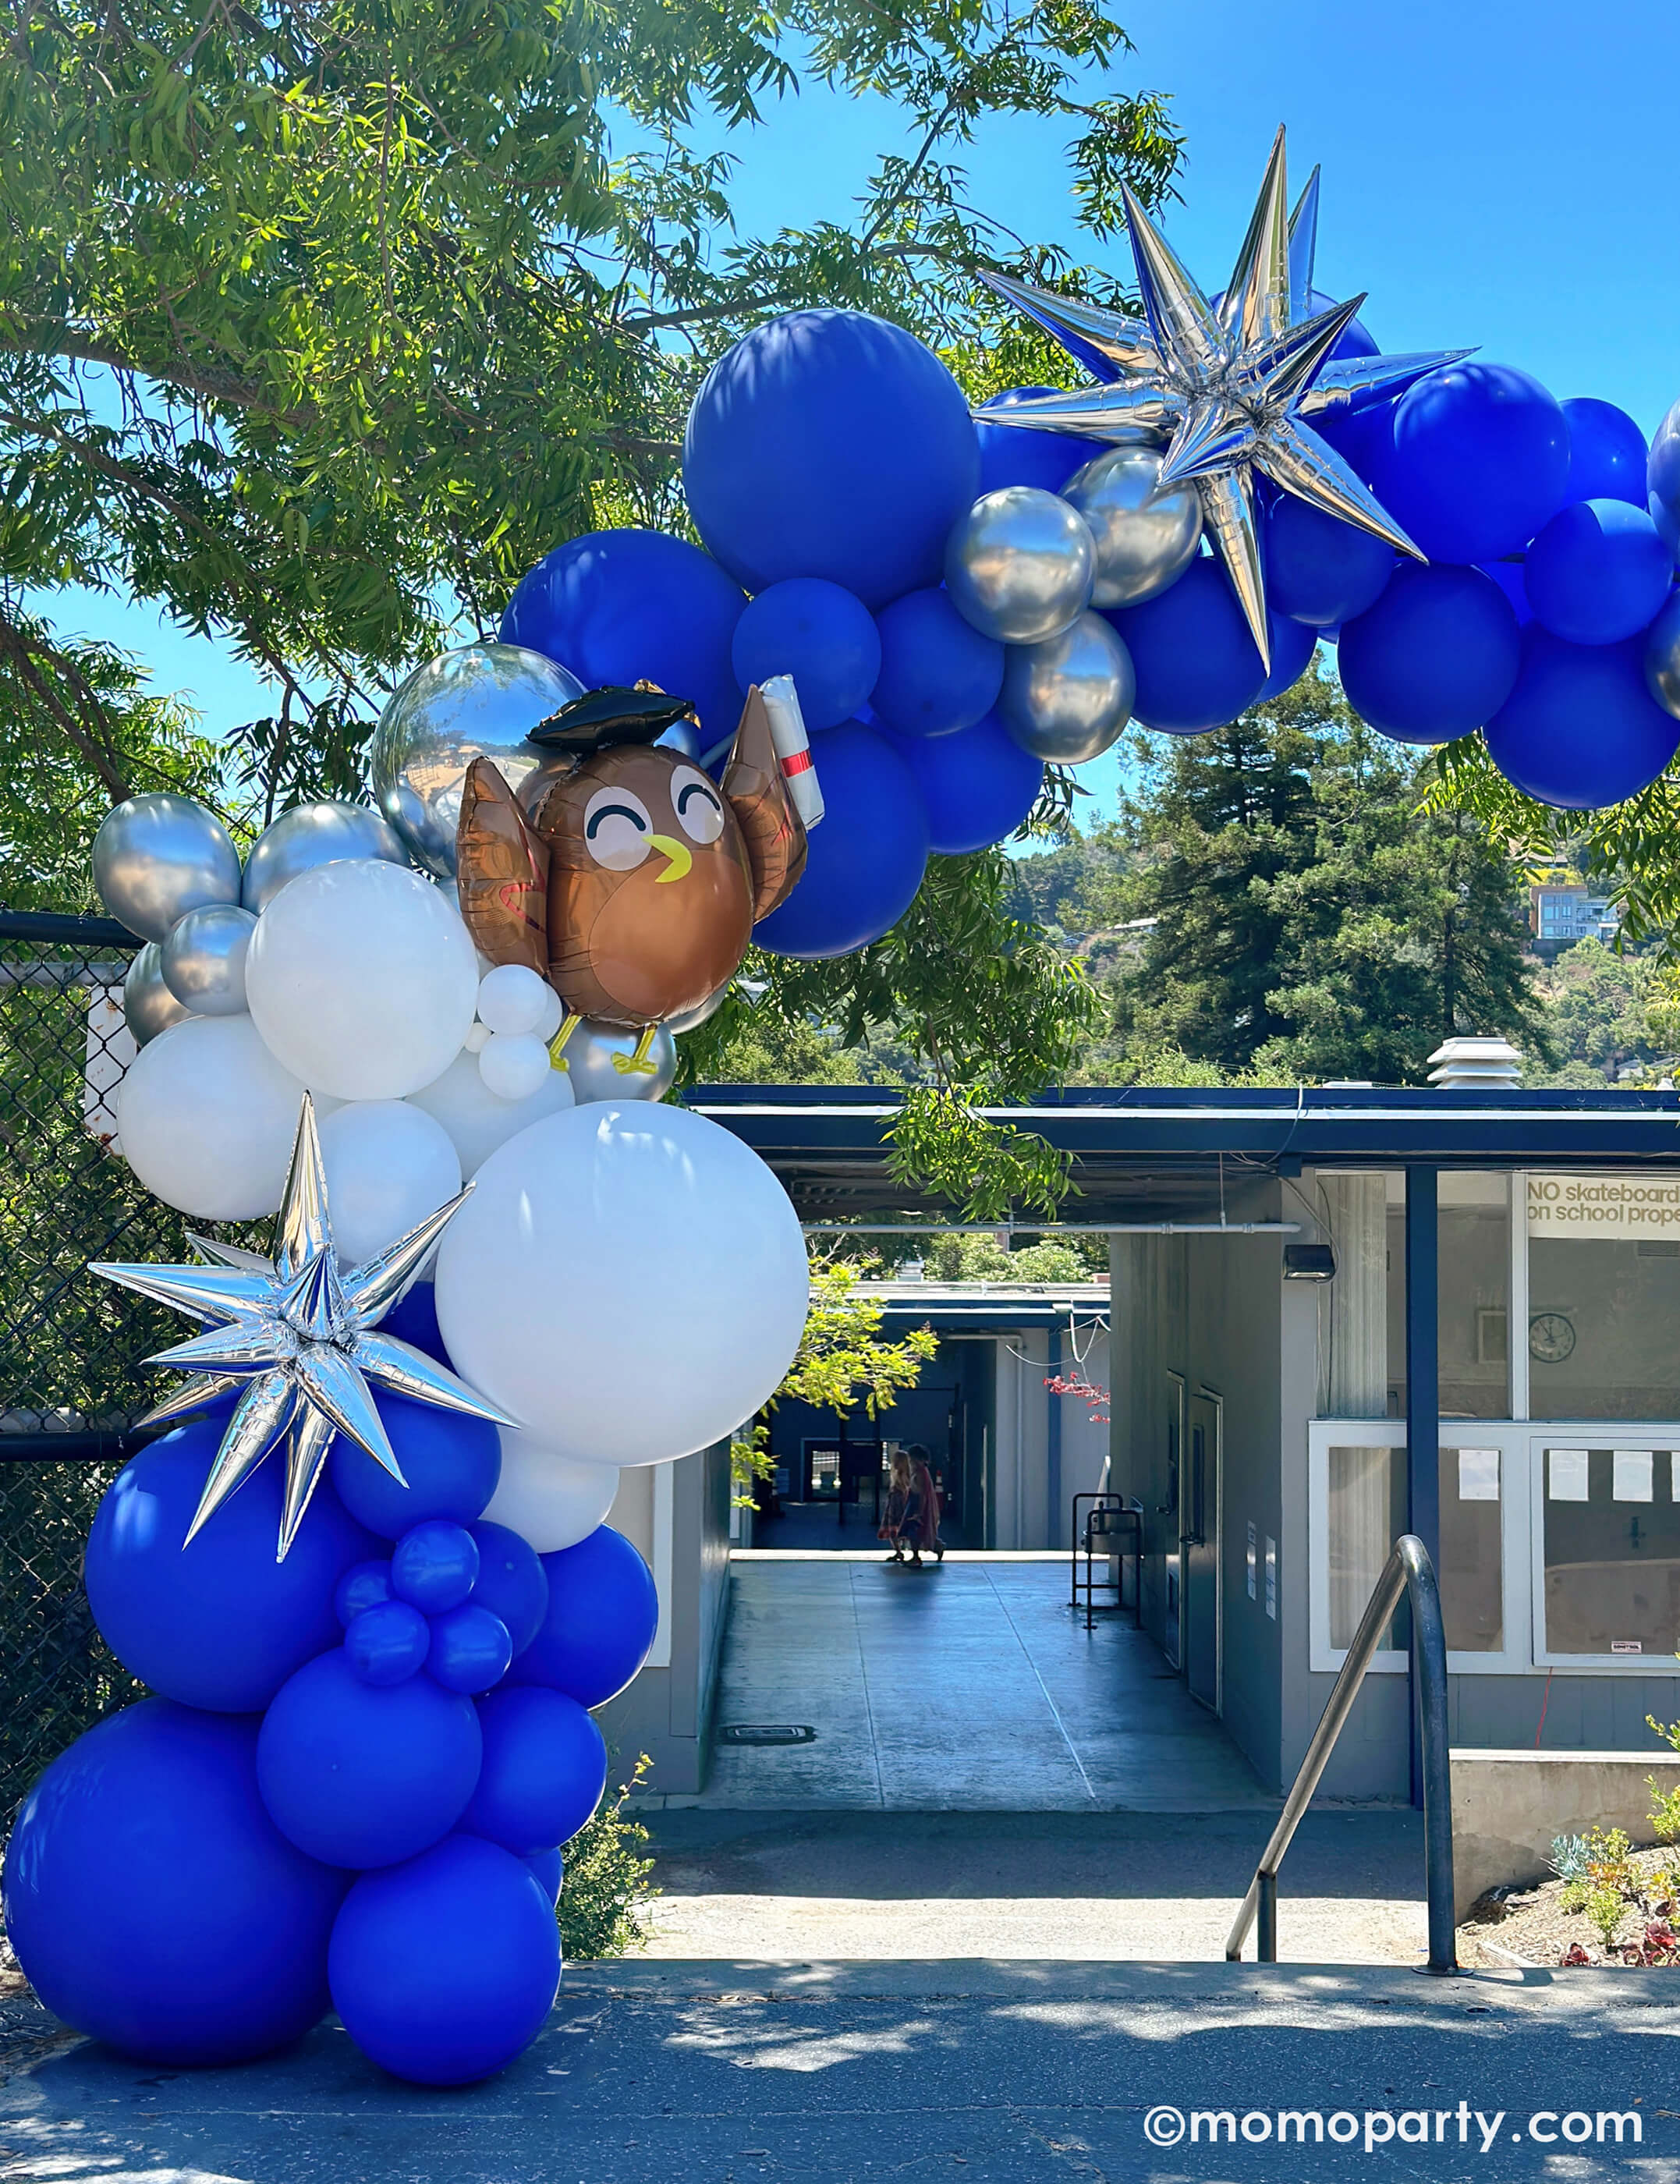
[{"left": 455, "top": 684, "right": 806, "bottom": 1030}]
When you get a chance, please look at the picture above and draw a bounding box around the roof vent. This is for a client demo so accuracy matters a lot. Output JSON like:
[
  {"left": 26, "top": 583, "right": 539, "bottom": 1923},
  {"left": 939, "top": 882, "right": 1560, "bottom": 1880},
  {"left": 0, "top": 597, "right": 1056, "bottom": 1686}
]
[{"left": 1427, "top": 1036, "right": 1522, "bottom": 1090}]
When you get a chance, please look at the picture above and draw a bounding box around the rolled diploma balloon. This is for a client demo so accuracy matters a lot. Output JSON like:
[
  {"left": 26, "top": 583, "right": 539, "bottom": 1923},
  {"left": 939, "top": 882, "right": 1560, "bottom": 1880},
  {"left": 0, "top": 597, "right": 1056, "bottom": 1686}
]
[{"left": 759, "top": 675, "right": 825, "bottom": 828}]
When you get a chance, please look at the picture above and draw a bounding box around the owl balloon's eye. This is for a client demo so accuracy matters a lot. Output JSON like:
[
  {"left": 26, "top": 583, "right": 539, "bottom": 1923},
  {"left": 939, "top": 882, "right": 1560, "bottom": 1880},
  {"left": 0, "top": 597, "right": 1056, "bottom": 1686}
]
[
  {"left": 583, "top": 785, "right": 653, "bottom": 870},
  {"left": 671, "top": 766, "right": 725, "bottom": 846}
]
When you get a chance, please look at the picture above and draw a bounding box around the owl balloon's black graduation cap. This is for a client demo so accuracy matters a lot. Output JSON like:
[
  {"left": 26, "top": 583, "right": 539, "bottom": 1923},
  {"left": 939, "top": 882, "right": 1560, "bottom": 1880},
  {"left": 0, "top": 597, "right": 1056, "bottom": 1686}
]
[{"left": 526, "top": 683, "right": 698, "bottom": 757}]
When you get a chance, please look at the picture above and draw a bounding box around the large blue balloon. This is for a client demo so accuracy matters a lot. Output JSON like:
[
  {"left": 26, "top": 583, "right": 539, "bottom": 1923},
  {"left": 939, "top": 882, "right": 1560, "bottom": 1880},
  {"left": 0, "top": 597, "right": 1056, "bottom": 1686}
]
[
  {"left": 888, "top": 713, "right": 1044, "bottom": 853},
  {"left": 526, "top": 1847, "right": 564, "bottom": 1904},
  {"left": 1254, "top": 612, "right": 1318, "bottom": 703},
  {"left": 329, "top": 1834, "right": 560, "bottom": 2086},
  {"left": 1373, "top": 363, "right": 1569, "bottom": 565},
  {"left": 1476, "top": 558, "right": 1533, "bottom": 627},
  {"left": 1339, "top": 565, "right": 1522, "bottom": 744},
  {"left": 729, "top": 579, "right": 881, "bottom": 732},
  {"left": 976, "top": 387, "right": 1104, "bottom": 497},
  {"left": 1562, "top": 398, "right": 1650, "bottom": 508},
  {"left": 753, "top": 721, "right": 929, "bottom": 957},
  {"left": 1108, "top": 558, "right": 1267, "bottom": 732},
  {"left": 465, "top": 1686, "right": 608, "bottom": 1854},
  {"left": 1485, "top": 628, "right": 1680, "bottom": 809},
  {"left": 1649, "top": 398, "right": 1680, "bottom": 558},
  {"left": 328, "top": 1388, "right": 500, "bottom": 1540},
  {"left": 870, "top": 588, "right": 1005, "bottom": 738},
  {"left": 377, "top": 1281, "right": 450, "bottom": 1366},
  {"left": 682, "top": 310, "right": 980, "bottom": 609},
  {"left": 512, "top": 1526, "right": 660, "bottom": 1708},
  {"left": 469, "top": 1520, "right": 550, "bottom": 1656},
  {"left": 85, "top": 1422, "right": 369, "bottom": 1712},
  {"left": 499, "top": 529, "right": 746, "bottom": 750},
  {"left": 1263, "top": 495, "right": 1393, "bottom": 628},
  {"left": 1522, "top": 498, "right": 1672, "bottom": 646},
  {"left": 257, "top": 1648, "right": 482, "bottom": 1868},
  {"left": 5, "top": 1702, "right": 346, "bottom": 2065}
]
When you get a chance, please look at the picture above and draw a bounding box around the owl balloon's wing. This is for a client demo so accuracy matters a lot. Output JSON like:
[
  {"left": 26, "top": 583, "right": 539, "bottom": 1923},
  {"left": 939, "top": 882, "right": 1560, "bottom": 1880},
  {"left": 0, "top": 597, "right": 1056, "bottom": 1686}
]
[
  {"left": 721, "top": 687, "right": 807, "bottom": 920},
  {"left": 455, "top": 757, "right": 551, "bottom": 973}
]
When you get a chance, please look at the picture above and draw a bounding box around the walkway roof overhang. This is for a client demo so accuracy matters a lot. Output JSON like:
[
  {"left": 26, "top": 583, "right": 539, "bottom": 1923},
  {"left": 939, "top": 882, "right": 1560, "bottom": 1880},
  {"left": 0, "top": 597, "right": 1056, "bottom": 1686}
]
[{"left": 860, "top": 1281, "right": 1111, "bottom": 1335}]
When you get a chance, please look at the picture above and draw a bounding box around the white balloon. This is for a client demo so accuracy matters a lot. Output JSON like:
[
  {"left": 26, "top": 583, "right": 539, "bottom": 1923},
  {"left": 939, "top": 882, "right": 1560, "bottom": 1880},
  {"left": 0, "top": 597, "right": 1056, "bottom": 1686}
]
[
  {"left": 244, "top": 860, "right": 477, "bottom": 1101},
  {"left": 115, "top": 1014, "right": 307, "bottom": 1220},
  {"left": 434, "top": 1103, "right": 810, "bottom": 1466},
  {"left": 530, "top": 982, "right": 563, "bottom": 1044},
  {"left": 406, "top": 1048, "right": 575, "bottom": 1177},
  {"left": 463, "top": 1022, "right": 491, "bottom": 1054},
  {"left": 316, "top": 1100, "right": 463, "bottom": 1268},
  {"left": 476, "top": 963, "right": 551, "bottom": 1037},
  {"left": 477, "top": 1032, "right": 551, "bottom": 1102},
  {"left": 482, "top": 1429, "right": 622, "bottom": 1553}
]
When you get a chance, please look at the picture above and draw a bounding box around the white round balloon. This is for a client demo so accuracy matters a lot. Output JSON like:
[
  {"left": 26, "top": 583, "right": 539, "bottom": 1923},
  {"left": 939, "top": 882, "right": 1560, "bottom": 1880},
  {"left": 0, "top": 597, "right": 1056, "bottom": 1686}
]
[
  {"left": 476, "top": 963, "right": 551, "bottom": 1037},
  {"left": 433, "top": 1103, "right": 809, "bottom": 1466},
  {"left": 244, "top": 860, "right": 477, "bottom": 1101},
  {"left": 317, "top": 1100, "right": 463, "bottom": 1268},
  {"left": 406, "top": 1048, "right": 575, "bottom": 1176},
  {"left": 477, "top": 1031, "right": 551, "bottom": 1103},
  {"left": 482, "top": 1429, "right": 622, "bottom": 1553},
  {"left": 115, "top": 1014, "right": 307, "bottom": 1219}
]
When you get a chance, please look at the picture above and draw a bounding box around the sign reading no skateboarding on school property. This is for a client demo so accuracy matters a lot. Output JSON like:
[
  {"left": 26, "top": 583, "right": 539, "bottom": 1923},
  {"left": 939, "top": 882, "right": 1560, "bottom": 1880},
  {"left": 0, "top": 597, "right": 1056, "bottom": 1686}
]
[{"left": 1529, "top": 1173, "right": 1680, "bottom": 1239}]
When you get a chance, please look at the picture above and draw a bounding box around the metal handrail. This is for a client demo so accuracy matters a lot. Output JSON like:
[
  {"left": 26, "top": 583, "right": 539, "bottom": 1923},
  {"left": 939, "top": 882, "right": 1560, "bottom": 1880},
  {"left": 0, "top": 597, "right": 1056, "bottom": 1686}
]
[{"left": 1225, "top": 1533, "right": 1456, "bottom": 1973}]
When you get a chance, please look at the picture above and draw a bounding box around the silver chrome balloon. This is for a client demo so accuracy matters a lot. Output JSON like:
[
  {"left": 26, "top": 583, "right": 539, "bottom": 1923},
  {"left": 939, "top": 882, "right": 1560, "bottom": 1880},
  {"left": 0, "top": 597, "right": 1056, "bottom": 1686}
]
[
  {"left": 242, "top": 802, "right": 408, "bottom": 914},
  {"left": 664, "top": 983, "right": 732, "bottom": 1037},
  {"left": 367, "top": 642, "right": 585, "bottom": 878},
  {"left": 93, "top": 795, "right": 241, "bottom": 942},
  {"left": 557, "top": 1017, "right": 677, "bottom": 1104},
  {"left": 1062, "top": 447, "right": 1203, "bottom": 609},
  {"left": 999, "top": 612, "right": 1135, "bottom": 764},
  {"left": 123, "top": 942, "right": 195, "bottom": 1045},
  {"left": 1646, "top": 590, "right": 1680, "bottom": 720},
  {"left": 161, "top": 902, "right": 257, "bottom": 1015},
  {"left": 1649, "top": 395, "right": 1680, "bottom": 558},
  {"left": 944, "top": 488, "right": 1097, "bottom": 645}
]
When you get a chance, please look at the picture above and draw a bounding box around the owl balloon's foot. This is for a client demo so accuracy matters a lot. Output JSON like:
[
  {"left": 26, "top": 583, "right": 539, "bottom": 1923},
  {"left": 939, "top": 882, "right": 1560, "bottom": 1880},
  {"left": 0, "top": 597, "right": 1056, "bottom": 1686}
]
[
  {"left": 611, "top": 1025, "right": 661, "bottom": 1077},
  {"left": 547, "top": 1012, "right": 580, "bottom": 1073}
]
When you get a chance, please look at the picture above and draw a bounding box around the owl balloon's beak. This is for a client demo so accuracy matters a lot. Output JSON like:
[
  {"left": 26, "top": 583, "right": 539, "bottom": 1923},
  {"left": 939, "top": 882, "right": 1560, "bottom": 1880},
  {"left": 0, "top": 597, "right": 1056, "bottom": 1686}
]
[{"left": 645, "top": 833, "right": 693, "bottom": 884}]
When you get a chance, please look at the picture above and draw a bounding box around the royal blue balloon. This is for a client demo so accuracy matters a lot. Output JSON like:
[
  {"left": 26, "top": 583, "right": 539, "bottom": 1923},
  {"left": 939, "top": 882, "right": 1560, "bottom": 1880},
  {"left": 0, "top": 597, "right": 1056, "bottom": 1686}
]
[
  {"left": 5, "top": 1702, "right": 346, "bottom": 2065},
  {"left": 1649, "top": 398, "right": 1680, "bottom": 558},
  {"left": 392, "top": 1519, "right": 480, "bottom": 1614},
  {"left": 428, "top": 1604, "right": 513, "bottom": 1695},
  {"left": 526, "top": 1848, "right": 564, "bottom": 1903},
  {"left": 729, "top": 579, "right": 881, "bottom": 732},
  {"left": 1522, "top": 498, "right": 1673, "bottom": 646},
  {"left": 1373, "top": 363, "right": 1569, "bottom": 566},
  {"left": 328, "top": 1389, "right": 500, "bottom": 1540},
  {"left": 975, "top": 387, "right": 1104, "bottom": 497},
  {"left": 888, "top": 713, "right": 1043, "bottom": 853},
  {"left": 1485, "top": 627, "right": 1680, "bottom": 809},
  {"left": 1263, "top": 495, "right": 1394, "bottom": 628},
  {"left": 329, "top": 1835, "right": 559, "bottom": 2086},
  {"left": 344, "top": 1598, "right": 431, "bottom": 1686},
  {"left": 511, "top": 1526, "right": 660, "bottom": 1708},
  {"left": 753, "top": 721, "right": 929, "bottom": 957},
  {"left": 1310, "top": 396, "right": 1398, "bottom": 488},
  {"left": 377, "top": 1281, "right": 450, "bottom": 1367},
  {"left": 1476, "top": 558, "right": 1533, "bottom": 626},
  {"left": 682, "top": 310, "right": 980, "bottom": 609},
  {"left": 335, "top": 1558, "right": 394, "bottom": 1627},
  {"left": 1306, "top": 287, "right": 1379, "bottom": 362},
  {"left": 870, "top": 587, "right": 1005, "bottom": 739},
  {"left": 466, "top": 1686, "right": 608, "bottom": 1854},
  {"left": 1562, "top": 398, "right": 1649, "bottom": 508},
  {"left": 1338, "top": 565, "right": 1522, "bottom": 745},
  {"left": 257, "top": 1649, "right": 481, "bottom": 1869},
  {"left": 1108, "top": 558, "right": 1267, "bottom": 733},
  {"left": 469, "top": 1522, "right": 550, "bottom": 1657},
  {"left": 1255, "top": 613, "right": 1318, "bottom": 702},
  {"left": 85, "top": 1421, "right": 369, "bottom": 1712},
  {"left": 500, "top": 529, "right": 746, "bottom": 750}
]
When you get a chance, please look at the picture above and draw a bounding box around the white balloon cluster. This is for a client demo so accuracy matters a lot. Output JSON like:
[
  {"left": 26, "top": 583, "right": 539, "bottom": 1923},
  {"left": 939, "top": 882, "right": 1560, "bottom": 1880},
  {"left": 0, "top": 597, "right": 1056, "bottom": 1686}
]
[{"left": 462, "top": 964, "right": 563, "bottom": 1102}]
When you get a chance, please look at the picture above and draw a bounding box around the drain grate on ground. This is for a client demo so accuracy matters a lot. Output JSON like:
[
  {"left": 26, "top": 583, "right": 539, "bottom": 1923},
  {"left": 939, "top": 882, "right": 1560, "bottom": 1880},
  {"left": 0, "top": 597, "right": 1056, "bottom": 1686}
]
[{"left": 717, "top": 1723, "right": 817, "bottom": 1746}]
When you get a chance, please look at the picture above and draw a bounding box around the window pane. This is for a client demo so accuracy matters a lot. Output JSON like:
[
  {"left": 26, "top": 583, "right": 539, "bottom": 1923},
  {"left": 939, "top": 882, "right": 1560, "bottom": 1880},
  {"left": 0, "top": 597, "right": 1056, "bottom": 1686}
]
[
  {"left": 1439, "top": 1447, "right": 1502, "bottom": 1650},
  {"left": 1542, "top": 1446, "right": 1680, "bottom": 1656},
  {"left": 1529, "top": 1175, "right": 1680, "bottom": 1419},
  {"left": 1439, "top": 1177, "right": 1510, "bottom": 1420},
  {"left": 1328, "top": 1444, "right": 1405, "bottom": 1647}
]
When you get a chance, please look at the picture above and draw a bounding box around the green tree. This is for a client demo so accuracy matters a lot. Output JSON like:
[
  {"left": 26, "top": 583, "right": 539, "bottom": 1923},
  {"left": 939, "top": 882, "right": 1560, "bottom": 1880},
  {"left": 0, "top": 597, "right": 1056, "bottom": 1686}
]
[{"left": 1526, "top": 938, "right": 1658, "bottom": 1087}]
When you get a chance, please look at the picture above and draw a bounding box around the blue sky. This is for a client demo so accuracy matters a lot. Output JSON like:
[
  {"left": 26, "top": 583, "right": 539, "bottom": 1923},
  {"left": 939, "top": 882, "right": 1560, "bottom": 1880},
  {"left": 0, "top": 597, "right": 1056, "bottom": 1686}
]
[{"left": 41, "top": 0, "right": 1680, "bottom": 824}]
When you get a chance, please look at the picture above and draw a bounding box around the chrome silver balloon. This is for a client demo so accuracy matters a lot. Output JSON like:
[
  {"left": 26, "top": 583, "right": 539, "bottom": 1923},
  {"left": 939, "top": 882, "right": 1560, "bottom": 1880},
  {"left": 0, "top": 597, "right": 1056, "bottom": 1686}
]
[
  {"left": 944, "top": 488, "right": 1097, "bottom": 644},
  {"left": 242, "top": 802, "right": 408, "bottom": 914},
  {"left": 160, "top": 902, "right": 257, "bottom": 1016},
  {"left": 998, "top": 612, "right": 1135, "bottom": 765},
  {"left": 1062, "top": 448, "right": 1203, "bottom": 609},
  {"left": 123, "top": 942, "right": 195, "bottom": 1045},
  {"left": 93, "top": 795, "right": 241, "bottom": 942},
  {"left": 1646, "top": 590, "right": 1680, "bottom": 720},
  {"left": 556, "top": 1016, "right": 677, "bottom": 1104},
  {"left": 367, "top": 642, "right": 585, "bottom": 878},
  {"left": 664, "top": 983, "right": 732, "bottom": 1037},
  {"left": 1649, "top": 395, "right": 1680, "bottom": 558}
]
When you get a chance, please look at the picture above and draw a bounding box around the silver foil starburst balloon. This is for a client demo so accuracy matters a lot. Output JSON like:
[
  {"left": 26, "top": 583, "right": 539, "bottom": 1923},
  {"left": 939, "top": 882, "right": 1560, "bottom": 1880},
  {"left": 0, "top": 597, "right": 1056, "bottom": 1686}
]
[
  {"left": 91, "top": 1094, "right": 515, "bottom": 1558},
  {"left": 979, "top": 127, "right": 1472, "bottom": 670}
]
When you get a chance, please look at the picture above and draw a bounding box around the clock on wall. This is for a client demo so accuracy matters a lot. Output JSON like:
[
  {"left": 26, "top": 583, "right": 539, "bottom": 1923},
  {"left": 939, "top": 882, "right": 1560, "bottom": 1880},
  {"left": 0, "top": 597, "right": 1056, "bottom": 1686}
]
[{"left": 1529, "top": 1311, "right": 1577, "bottom": 1364}]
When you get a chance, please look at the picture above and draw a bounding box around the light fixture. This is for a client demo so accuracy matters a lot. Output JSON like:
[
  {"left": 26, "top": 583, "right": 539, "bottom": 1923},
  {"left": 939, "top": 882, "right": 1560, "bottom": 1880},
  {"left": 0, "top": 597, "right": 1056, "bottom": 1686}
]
[{"left": 1283, "top": 1243, "right": 1337, "bottom": 1282}]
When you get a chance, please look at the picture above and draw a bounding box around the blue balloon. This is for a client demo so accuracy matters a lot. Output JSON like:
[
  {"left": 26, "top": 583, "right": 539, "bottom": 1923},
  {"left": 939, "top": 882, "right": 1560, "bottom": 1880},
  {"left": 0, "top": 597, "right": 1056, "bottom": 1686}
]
[
  {"left": 1338, "top": 565, "right": 1522, "bottom": 744},
  {"left": 870, "top": 588, "right": 1005, "bottom": 738},
  {"left": 1108, "top": 558, "right": 1267, "bottom": 733},
  {"left": 5, "top": 1702, "right": 346, "bottom": 2065},
  {"left": 1373, "top": 362, "right": 1569, "bottom": 565},
  {"left": 1310, "top": 395, "right": 1399, "bottom": 488},
  {"left": 1476, "top": 558, "right": 1533, "bottom": 626},
  {"left": 257, "top": 1649, "right": 481, "bottom": 1869},
  {"left": 85, "top": 1422, "right": 369, "bottom": 1712},
  {"left": 1306, "top": 287, "right": 1379, "bottom": 362},
  {"left": 345, "top": 1598, "right": 431, "bottom": 1686},
  {"left": 465, "top": 1686, "right": 608, "bottom": 1854},
  {"left": 499, "top": 529, "right": 746, "bottom": 751},
  {"left": 328, "top": 1389, "right": 500, "bottom": 1540},
  {"left": 1649, "top": 398, "right": 1680, "bottom": 558},
  {"left": 392, "top": 1519, "right": 480, "bottom": 1613},
  {"left": 377, "top": 1281, "right": 450, "bottom": 1367},
  {"left": 753, "top": 721, "right": 929, "bottom": 958},
  {"left": 682, "top": 310, "right": 980, "bottom": 609},
  {"left": 511, "top": 1526, "right": 660, "bottom": 1708},
  {"left": 1562, "top": 397, "right": 1649, "bottom": 508},
  {"left": 335, "top": 1558, "right": 394, "bottom": 1627},
  {"left": 1263, "top": 495, "right": 1393, "bottom": 628},
  {"left": 428, "top": 1604, "right": 513, "bottom": 1694},
  {"left": 1485, "top": 627, "right": 1680, "bottom": 809},
  {"left": 469, "top": 1522, "right": 550, "bottom": 1657},
  {"left": 888, "top": 713, "right": 1043, "bottom": 853},
  {"left": 729, "top": 579, "right": 881, "bottom": 732},
  {"left": 526, "top": 1848, "right": 564, "bottom": 1903},
  {"left": 1522, "top": 498, "right": 1673, "bottom": 646},
  {"left": 329, "top": 1834, "right": 560, "bottom": 2086},
  {"left": 976, "top": 387, "right": 1104, "bottom": 497},
  {"left": 1255, "top": 612, "right": 1318, "bottom": 702}
]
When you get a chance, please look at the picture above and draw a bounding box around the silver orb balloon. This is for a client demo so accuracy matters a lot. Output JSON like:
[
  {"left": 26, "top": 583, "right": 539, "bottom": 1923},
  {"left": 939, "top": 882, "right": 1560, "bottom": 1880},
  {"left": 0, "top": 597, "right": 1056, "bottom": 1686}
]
[
  {"left": 1062, "top": 447, "right": 1203, "bottom": 609},
  {"left": 999, "top": 612, "right": 1135, "bottom": 764},
  {"left": 368, "top": 642, "right": 585, "bottom": 878},
  {"left": 93, "top": 795, "right": 241, "bottom": 942},
  {"left": 242, "top": 801, "right": 409, "bottom": 914},
  {"left": 1646, "top": 590, "right": 1680, "bottom": 721},
  {"left": 664, "top": 983, "right": 732, "bottom": 1036},
  {"left": 944, "top": 488, "right": 1096, "bottom": 644},
  {"left": 1649, "top": 395, "right": 1680, "bottom": 558},
  {"left": 558, "top": 1017, "right": 677, "bottom": 1104},
  {"left": 160, "top": 902, "right": 257, "bottom": 1015},
  {"left": 123, "top": 942, "right": 195, "bottom": 1045}
]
